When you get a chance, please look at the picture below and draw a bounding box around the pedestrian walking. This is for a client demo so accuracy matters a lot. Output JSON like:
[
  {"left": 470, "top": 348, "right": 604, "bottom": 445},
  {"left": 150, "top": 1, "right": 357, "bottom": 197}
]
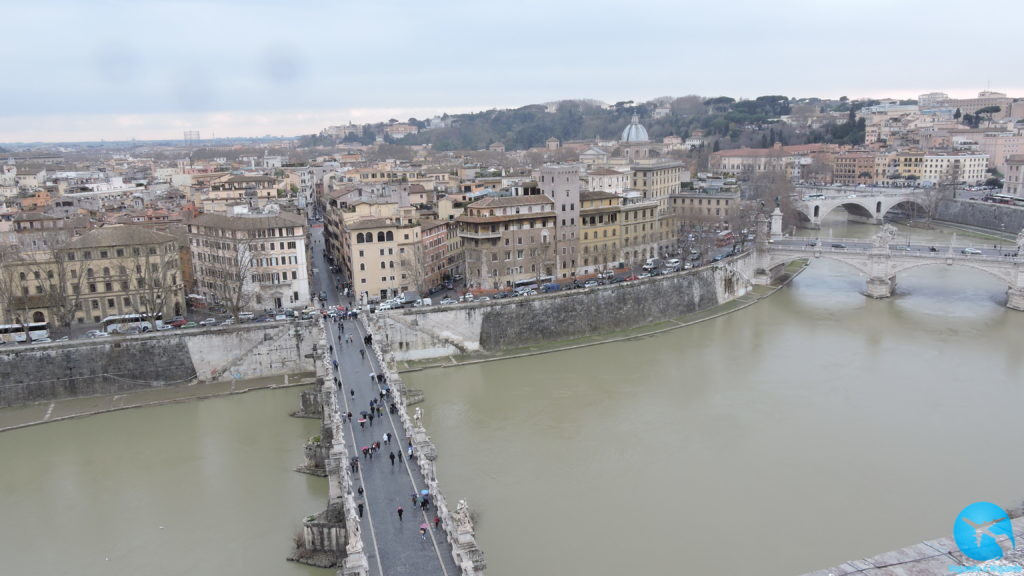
[
  {"left": 358, "top": 502, "right": 364, "bottom": 518},
  {"left": 350, "top": 389, "right": 355, "bottom": 398},
  {"left": 421, "top": 496, "right": 429, "bottom": 511},
  {"left": 361, "top": 446, "right": 369, "bottom": 458},
  {"left": 419, "top": 527, "right": 427, "bottom": 540},
  {"left": 368, "top": 413, "right": 374, "bottom": 426},
  {"left": 433, "top": 515, "right": 441, "bottom": 529},
  {"left": 369, "top": 371, "right": 375, "bottom": 383},
  {"left": 383, "top": 433, "right": 389, "bottom": 446},
  {"left": 389, "top": 451, "right": 396, "bottom": 466},
  {"left": 329, "top": 344, "right": 334, "bottom": 354},
  {"left": 411, "top": 493, "right": 418, "bottom": 506},
  {"left": 359, "top": 348, "right": 364, "bottom": 359},
  {"left": 397, "top": 506, "right": 404, "bottom": 521},
  {"left": 332, "top": 359, "right": 338, "bottom": 369},
  {"left": 357, "top": 485, "right": 364, "bottom": 496}
]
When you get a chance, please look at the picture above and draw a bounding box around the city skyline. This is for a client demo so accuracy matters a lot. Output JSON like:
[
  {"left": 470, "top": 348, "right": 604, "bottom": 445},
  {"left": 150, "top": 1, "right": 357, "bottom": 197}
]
[{"left": 3, "top": 0, "right": 1023, "bottom": 143}]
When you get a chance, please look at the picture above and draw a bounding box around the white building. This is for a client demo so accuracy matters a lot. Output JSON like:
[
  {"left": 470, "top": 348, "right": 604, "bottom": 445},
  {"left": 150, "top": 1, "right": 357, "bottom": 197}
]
[{"left": 187, "top": 212, "right": 311, "bottom": 312}]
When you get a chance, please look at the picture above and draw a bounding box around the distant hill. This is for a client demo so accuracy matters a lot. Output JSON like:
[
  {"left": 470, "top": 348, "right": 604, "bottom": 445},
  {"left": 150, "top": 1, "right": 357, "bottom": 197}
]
[{"left": 300, "top": 95, "right": 863, "bottom": 152}]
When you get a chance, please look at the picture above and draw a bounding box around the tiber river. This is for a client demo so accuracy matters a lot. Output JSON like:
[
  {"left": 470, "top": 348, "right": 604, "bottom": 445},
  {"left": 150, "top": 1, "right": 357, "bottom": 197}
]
[{"left": 2, "top": 214, "right": 1023, "bottom": 575}]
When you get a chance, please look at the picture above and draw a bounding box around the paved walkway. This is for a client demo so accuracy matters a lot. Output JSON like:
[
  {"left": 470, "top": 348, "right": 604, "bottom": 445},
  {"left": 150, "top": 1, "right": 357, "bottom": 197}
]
[{"left": 311, "top": 229, "right": 459, "bottom": 576}]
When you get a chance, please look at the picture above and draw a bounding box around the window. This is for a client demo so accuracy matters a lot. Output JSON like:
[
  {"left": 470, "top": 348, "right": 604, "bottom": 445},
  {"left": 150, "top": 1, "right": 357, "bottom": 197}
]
[
  {"left": 107, "top": 298, "right": 115, "bottom": 308},
  {"left": 91, "top": 299, "right": 99, "bottom": 309},
  {"left": 89, "top": 283, "right": 97, "bottom": 293},
  {"left": 99, "top": 250, "right": 109, "bottom": 258},
  {"left": 116, "top": 248, "right": 124, "bottom": 257},
  {"left": 104, "top": 283, "right": 112, "bottom": 291}
]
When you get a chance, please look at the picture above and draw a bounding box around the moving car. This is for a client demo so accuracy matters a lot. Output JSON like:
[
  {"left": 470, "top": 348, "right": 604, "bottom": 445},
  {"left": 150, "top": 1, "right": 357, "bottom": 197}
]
[
  {"left": 962, "top": 247, "right": 982, "bottom": 255},
  {"left": 86, "top": 329, "right": 109, "bottom": 338},
  {"left": 831, "top": 243, "right": 847, "bottom": 249}
]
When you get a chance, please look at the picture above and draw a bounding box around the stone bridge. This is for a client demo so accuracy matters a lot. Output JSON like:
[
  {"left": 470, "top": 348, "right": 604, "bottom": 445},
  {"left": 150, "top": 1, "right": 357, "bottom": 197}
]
[
  {"left": 739, "top": 215, "right": 1024, "bottom": 310},
  {"left": 791, "top": 186, "right": 934, "bottom": 229}
]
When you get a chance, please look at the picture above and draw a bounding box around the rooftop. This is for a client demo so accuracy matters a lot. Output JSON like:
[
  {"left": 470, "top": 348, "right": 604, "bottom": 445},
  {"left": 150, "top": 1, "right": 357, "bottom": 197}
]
[{"left": 66, "top": 225, "right": 176, "bottom": 248}]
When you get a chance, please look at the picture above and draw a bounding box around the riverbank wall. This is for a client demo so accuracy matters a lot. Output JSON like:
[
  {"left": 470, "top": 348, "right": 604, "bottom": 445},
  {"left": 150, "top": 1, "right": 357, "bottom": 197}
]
[
  {"left": 0, "top": 321, "right": 320, "bottom": 408},
  {"left": 936, "top": 198, "right": 1024, "bottom": 233},
  {"left": 374, "top": 263, "right": 750, "bottom": 361}
]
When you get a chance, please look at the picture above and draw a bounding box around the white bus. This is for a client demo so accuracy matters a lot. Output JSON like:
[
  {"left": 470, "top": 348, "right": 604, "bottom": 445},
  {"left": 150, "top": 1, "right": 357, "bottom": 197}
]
[
  {"left": 0, "top": 322, "right": 50, "bottom": 343},
  {"left": 101, "top": 313, "right": 164, "bottom": 334}
]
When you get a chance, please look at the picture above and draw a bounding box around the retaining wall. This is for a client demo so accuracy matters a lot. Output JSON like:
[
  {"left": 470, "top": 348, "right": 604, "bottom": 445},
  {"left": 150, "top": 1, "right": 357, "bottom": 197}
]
[
  {"left": 0, "top": 321, "right": 320, "bottom": 408},
  {"left": 936, "top": 198, "right": 1024, "bottom": 233},
  {"left": 376, "top": 265, "right": 747, "bottom": 359}
]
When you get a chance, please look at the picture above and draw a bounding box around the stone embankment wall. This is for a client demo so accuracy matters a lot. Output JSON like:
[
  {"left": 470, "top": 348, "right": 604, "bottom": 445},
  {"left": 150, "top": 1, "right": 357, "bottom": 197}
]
[
  {"left": 936, "top": 198, "right": 1024, "bottom": 233},
  {"left": 377, "top": 264, "right": 747, "bottom": 359},
  {"left": 0, "top": 321, "right": 319, "bottom": 408}
]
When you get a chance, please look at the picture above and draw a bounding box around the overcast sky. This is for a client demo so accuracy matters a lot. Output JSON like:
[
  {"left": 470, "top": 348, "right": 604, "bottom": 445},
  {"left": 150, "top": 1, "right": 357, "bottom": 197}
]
[{"left": 3, "top": 0, "right": 1022, "bottom": 143}]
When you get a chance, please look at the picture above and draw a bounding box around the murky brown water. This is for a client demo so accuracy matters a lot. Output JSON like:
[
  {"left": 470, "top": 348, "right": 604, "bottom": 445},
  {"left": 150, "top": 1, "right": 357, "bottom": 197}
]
[{"left": 0, "top": 388, "right": 326, "bottom": 576}]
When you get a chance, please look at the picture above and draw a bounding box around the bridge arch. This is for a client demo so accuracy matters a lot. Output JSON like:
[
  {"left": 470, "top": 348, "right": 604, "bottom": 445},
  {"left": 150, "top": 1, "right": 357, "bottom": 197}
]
[
  {"left": 758, "top": 252, "right": 872, "bottom": 278},
  {"left": 889, "top": 259, "right": 1014, "bottom": 285},
  {"left": 817, "top": 201, "right": 876, "bottom": 222},
  {"left": 880, "top": 199, "right": 931, "bottom": 222}
]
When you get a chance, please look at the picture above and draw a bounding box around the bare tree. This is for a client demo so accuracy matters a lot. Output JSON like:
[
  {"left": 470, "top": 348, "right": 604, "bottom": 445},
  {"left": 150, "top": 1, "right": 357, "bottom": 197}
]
[
  {"left": 399, "top": 242, "right": 426, "bottom": 295},
  {"left": 127, "top": 242, "right": 180, "bottom": 319},
  {"left": 526, "top": 237, "right": 556, "bottom": 286},
  {"left": 44, "top": 244, "right": 88, "bottom": 330}
]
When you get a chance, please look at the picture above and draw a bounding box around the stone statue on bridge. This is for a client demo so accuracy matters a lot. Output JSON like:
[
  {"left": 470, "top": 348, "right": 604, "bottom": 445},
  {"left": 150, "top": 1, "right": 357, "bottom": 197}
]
[
  {"left": 873, "top": 223, "right": 897, "bottom": 249},
  {"left": 1017, "top": 229, "right": 1024, "bottom": 254}
]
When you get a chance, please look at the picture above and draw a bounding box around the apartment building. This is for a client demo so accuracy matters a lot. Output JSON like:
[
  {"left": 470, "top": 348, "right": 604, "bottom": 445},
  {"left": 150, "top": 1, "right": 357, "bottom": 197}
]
[
  {"left": 1005, "top": 155, "right": 1024, "bottom": 197},
  {"left": 579, "top": 190, "right": 621, "bottom": 275},
  {"left": 1, "top": 226, "right": 185, "bottom": 328},
  {"left": 538, "top": 164, "right": 581, "bottom": 280},
  {"left": 188, "top": 212, "right": 310, "bottom": 312},
  {"left": 457, "top": 195, "right": 556, "bottom": 290},
  {"left": 204, "top": 174, "right": 280, "bottom": 213},
  {"left": 620, "top": 191, "right": 659, "bottom": 265},
  {"left": 833, "top": 152, "right": 878, "bottom": 185},
  {"left": 336, "top": 202, "right": 422, "bottom": 303}
]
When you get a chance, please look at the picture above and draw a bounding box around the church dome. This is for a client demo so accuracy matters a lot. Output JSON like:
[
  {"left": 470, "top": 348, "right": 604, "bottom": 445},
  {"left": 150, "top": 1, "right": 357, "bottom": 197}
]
[{"left": 620, "top": 113, "right": 649, "bottom": 142}]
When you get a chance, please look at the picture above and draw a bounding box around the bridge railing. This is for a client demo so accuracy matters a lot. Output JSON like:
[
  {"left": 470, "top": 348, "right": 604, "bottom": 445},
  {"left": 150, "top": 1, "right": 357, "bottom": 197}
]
[{"left": 771, "top": 242, "right": 1020, "bottom": 263}]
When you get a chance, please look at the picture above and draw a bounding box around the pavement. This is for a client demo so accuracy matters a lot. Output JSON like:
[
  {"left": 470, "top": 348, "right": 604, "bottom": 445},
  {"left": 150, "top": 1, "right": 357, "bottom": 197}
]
[{"left": 311, "top": 227, "right": 459, "bottom": 576}]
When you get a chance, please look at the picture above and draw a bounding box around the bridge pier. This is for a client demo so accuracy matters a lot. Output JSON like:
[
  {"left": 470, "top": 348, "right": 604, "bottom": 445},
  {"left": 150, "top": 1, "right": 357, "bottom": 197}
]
[
  {"left": 1008, "top": 288, "right": 1024, "bottom": 311},
  {"left": 866, "top": 276, "right": 895, "bottom": 299}
]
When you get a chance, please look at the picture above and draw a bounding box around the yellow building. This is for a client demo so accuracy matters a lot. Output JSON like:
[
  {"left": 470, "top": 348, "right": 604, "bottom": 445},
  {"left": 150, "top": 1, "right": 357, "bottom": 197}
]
[{"left": 579, "top": 190, "right": 621, "bottom": 275}]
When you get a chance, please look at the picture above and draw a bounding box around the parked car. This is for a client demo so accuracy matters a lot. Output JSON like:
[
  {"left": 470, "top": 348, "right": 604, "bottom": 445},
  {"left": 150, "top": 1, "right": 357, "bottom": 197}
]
[
  {"left": 624, "top": 274, "right": 640, "bottom": 281},
  {"left": 155, "top": 324, "right": 173, "bottom": 331},
  {"left": 583, "top": 280, "right": 599, "bottom": 288},
  {"left": 169, "top": 318, "right": 188, "bottom": 328},
  {"left": 199, "top": 318, "right": 217, "bottom": 326},
  {"left": 666, "top": 258, "right": 681, "bottom": 267},
  {"left": 180, "top": 322, "right": 198, "bottom": 329},
  {"left": 86, "top": 329, "right": 109, "bottom": 338},
  {"left": 439, "top": 297, "right": 457, "bottom": 305},
  {"left": 378, "top": 302, "right": 394, "bottom": 311},
  {"left": 220, "top": 319, "right": 235, "bottom": 326}
]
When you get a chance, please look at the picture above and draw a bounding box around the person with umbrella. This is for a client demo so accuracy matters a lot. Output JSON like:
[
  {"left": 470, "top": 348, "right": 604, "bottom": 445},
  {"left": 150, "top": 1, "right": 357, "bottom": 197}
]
[{"left": 419, "top": 524, "right": 428, "bottom": 540}]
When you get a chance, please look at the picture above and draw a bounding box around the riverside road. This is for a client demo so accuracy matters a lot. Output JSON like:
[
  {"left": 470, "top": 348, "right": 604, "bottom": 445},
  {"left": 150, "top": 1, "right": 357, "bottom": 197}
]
[{"left": 311, "top": 223, "right": 459, "bottom": 576}]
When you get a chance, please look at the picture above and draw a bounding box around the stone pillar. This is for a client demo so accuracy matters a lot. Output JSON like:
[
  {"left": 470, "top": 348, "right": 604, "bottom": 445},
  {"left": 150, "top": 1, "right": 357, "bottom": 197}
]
[
  {"left": 1008, "top": 262, "right": 1024, "bottom": 310},
  {"left": 770, "top": 208, "right": 784, "bottom": 239},
  {"left": 866, "top": 276, "right": 894, "bottom": 299},
  {"left": 1006, "top": 288, "right": 1024, "bottom": 311}
]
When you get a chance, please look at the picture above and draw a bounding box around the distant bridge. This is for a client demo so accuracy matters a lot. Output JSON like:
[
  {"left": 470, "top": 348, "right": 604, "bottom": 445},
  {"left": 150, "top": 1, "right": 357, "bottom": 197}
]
[
  {"left": 791, "top": 186, "right": 934, "bottom": 229},
  {"left": 730, "top": 214, "right": 1024, "bottom": 311}
]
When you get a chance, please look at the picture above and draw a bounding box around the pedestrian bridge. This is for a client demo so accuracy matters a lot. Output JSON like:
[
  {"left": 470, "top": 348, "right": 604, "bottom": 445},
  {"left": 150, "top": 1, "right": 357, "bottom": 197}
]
[
  {"left": 791, "top": 187, "right": 933, "bottom": 229},
  {"left": 733, "top": 218, "right": 1024, "bottom": 311}
]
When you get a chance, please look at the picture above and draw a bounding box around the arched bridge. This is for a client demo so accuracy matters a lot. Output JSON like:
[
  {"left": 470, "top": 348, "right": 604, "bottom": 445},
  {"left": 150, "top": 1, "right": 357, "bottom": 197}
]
[
  {"left": 792, "top": 188, "right": 933, "bottom": 229},
  {"left": 752, "top": 236, "right": 1024, "bottom": 310}
]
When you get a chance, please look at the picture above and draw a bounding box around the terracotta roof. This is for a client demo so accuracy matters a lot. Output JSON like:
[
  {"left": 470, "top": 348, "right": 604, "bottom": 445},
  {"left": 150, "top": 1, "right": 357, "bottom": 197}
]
[
  {"left": 66, "top": 225, "right": 176, "bottom": 248},
  {"left": 467, "top": 195, "right": 552, "bottom": 209},
  {"left": 580, "top": 190, "right": 619, "bottom": 201},
  {"left": 587, "top": 168, "right": 625, "bottom": 176},
  {"left": 189, "top": 211, "right": 305, "bottom": 230},
  {"left": 457, "top": 212, "right": 555, "bottom": 224}
]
